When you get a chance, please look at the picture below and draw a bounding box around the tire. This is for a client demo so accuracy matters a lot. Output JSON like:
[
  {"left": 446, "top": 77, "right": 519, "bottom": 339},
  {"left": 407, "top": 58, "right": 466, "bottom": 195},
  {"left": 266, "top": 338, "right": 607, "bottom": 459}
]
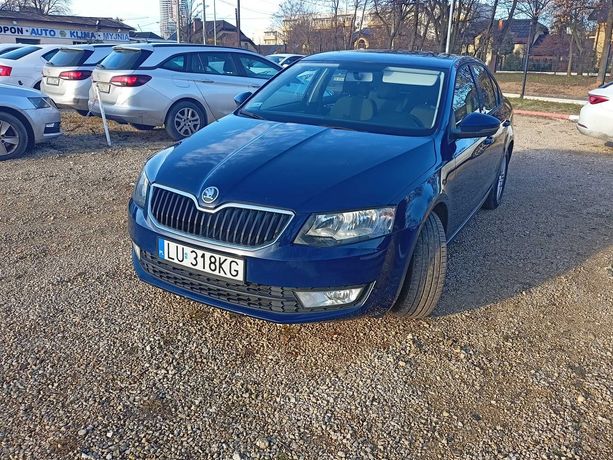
[
  {"left": 164, "top": 101, "right": 206, "bottom": 140},
  {"left": 393, "top": 212, "right": 447, "bottom": 318},
  {"left": 131, "top": 123, "right": 156, "bottom": 131},
  {"left": 0, "top": 112, "right": 30, "bottom": 161},
  {"left": 76, "top": 110, "right": 89, "bottom": 117},
  {"left": 483, "top": 153, "right": 510, "bottom": 210}
]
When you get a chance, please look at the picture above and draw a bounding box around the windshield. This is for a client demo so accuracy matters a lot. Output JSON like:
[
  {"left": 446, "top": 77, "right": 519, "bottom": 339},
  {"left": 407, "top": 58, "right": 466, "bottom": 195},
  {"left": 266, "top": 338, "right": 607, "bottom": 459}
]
[
  {"left": 240, "top": 61, "right": 446, "bottom": 136},
  {"left": 1, "top": 46, "right": 40, "bottom": 60},
  {"left": 48, "top": 49, "right": 92, "bottom": 67}
]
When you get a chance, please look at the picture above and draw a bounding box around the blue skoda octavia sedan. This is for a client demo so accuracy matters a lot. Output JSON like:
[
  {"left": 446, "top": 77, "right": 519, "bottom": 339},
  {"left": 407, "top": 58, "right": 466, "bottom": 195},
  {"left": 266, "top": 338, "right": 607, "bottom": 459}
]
[{"left": 129, "top": 51, "right": 514, "bottom": 323}]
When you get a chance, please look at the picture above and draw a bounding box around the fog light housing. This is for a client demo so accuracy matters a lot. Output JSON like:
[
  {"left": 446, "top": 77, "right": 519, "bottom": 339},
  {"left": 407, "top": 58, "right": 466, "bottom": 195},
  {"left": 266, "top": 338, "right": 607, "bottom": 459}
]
[
  {"left": 295, "top": 287, "right": 364, "bottom": 309},
  {"left": 132, "top": 242, "right": 141, "bottom": 260}
]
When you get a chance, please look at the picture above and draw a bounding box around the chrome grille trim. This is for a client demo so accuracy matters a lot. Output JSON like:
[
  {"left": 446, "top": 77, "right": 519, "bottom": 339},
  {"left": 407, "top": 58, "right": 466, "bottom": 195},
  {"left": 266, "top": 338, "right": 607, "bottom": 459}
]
[{"left": 147, "top": 184, "right": 294, "bottom": 251}]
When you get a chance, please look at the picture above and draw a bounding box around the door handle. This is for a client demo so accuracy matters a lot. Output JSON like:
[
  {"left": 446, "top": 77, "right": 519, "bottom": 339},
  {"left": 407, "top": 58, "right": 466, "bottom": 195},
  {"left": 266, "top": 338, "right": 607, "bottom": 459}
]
[
  {"left": 199, "top": 80, "right": 214, "bottom": 84},
  {"left": 502, "top": 120, "right": 511, "bottom": 127},
  {"left": 483, "top": 136, "right": 495, "bottom": 146}
]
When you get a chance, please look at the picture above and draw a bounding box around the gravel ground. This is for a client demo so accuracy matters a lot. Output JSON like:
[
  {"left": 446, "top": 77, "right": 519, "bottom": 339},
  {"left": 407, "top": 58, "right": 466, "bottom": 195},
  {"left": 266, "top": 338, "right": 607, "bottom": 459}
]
[{"left": 0, "top": 114, "right": 612, "bottom": 460}]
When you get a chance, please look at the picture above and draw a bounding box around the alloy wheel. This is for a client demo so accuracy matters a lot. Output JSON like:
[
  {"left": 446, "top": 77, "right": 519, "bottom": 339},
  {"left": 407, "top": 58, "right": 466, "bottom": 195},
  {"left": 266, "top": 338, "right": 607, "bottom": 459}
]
[
  {"left": 174, "top": 108, "right": 201, "bottom": 137},
  {"left": 0, "top": 120, "right": 20, "bottom": 157}
]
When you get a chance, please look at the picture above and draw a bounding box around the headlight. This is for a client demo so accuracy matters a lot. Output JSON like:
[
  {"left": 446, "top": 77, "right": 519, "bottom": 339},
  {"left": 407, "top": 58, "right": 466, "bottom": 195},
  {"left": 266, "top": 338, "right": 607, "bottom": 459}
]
[
  {"left": 132, "top": 169, "right": 149, "bottom": 208},
  {"left": 296, "top": 207, "right": 395, "bottom": 246},
  {"left": 28, "top": 97, "right": 53, "bottom": 109},
  {"left": 295, "top": 287, "right": 364, "bottom": 308}
]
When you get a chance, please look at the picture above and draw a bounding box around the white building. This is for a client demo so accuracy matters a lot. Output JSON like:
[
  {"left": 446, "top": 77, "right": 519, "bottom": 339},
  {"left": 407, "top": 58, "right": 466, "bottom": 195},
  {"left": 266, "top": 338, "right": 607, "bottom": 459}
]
[{"left": 0, "top": 10, "right": 133, "bottom": 45}]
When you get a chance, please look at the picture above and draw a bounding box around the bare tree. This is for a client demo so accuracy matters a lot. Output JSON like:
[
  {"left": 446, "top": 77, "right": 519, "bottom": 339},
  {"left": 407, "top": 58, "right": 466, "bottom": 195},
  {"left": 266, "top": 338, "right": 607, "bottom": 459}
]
[
  {"left": 489, "top": 0, "right": 519, "bottom": 71},
  {"left": 597, "top": 0, "right": 613, "bottom": 84},
  {"left": 273, "top": 0, "right": 316, "bottom": 53},
  {"left": 518, "top": 0, "right": 554, "bottom": 97},
  {"left": 6, "top": 0, "right": 71, "bottom": 14},
  {"left": 553, "top": 0, "right": 597, "bottom": 75},
  {"left": 371, "top": 0, "right": 415, "bottom": 49},
  {"left": 347, "top": 0, "right": 367, "bottom": 50}
]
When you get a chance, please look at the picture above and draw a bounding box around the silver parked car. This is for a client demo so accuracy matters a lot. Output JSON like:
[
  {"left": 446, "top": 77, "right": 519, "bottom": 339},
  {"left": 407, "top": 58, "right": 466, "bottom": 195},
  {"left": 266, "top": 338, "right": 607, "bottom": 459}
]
[
  {"left": 41, "top": 44, "right": 114, "bottom": 115},
  {"left": 0, "top": 83, "right": 61, "bottom": 160},
  {"left": 88, "top": 43, "right": 281, "bottom": 139}
]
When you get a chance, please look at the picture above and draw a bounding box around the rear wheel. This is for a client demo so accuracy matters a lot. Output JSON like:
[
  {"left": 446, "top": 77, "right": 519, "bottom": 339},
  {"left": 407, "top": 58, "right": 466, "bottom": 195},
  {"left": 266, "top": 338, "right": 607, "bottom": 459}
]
[
  {"left": 393, "top": 212, "right": 447, "bottom": 318},
  {"left": 0, "top": 112, "right": 29, "bottom": 161},
  {"left": 165, "top": 101, "right": 206, "bottom": 140},
  {"left": 131, "top": 123, "right": 156, "bottom": 131},
  {"left": 483, "top": 153, "right": 509, "bottom": 210}
]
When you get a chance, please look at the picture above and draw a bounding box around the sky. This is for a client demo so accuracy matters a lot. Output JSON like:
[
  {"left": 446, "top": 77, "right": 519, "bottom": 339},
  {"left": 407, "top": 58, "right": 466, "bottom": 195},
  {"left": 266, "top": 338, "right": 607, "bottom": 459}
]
[{"left": 72, "top": 0, "right": 282, "bottom": 43}]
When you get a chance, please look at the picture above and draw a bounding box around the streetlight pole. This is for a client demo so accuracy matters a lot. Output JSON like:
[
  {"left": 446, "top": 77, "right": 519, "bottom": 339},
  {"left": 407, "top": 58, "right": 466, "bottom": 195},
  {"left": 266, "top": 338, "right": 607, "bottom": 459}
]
[
  {"left": 445, "top": 0, "right": 454, "bottom": 54},
  {"left": 213, "top": 0, "right": 217, "bottom": 45},
  {"left": 202, "top": 1, "right": 207, "bottom": 44},
  {"left": 176, "top": 0, "right": 181, "bottom": 43}
]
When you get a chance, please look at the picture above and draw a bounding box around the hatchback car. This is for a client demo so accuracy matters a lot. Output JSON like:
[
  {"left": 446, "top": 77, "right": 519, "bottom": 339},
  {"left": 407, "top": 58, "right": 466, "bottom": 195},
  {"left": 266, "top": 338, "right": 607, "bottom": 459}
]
[
  {"left": 129, "top": 51, "right": 514, "bottom": 323},
  {"left": 0, "top": 83, "right": 61, "bottom": 160},
  {"left": 577, "top": 82, "right": 613, "bottom": 141},
  {"left": 88, "top": 43, "right": 281, "bottom": 139},
  {"left": 0, "top": 45, "right": 61, "bottom": 89},
  {"left": 41, "top": 44, "right": 114, "bottom": 115}
]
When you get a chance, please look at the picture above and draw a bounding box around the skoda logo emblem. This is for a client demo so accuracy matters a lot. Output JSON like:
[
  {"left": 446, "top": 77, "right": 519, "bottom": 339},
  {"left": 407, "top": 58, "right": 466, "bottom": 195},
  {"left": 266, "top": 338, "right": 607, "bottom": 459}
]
[{"left": 202, "top": 186, "right": 219, "bottom": 204}]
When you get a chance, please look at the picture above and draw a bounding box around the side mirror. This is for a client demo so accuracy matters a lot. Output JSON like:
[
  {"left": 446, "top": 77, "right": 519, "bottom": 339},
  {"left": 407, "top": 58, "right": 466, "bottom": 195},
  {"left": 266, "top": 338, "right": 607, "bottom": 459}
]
[
  {"left": 452, "top": 112, "right": 500, "bottom": 139},
  {"left": 234, "top": 91, "right": 252, "bottom": 106}
]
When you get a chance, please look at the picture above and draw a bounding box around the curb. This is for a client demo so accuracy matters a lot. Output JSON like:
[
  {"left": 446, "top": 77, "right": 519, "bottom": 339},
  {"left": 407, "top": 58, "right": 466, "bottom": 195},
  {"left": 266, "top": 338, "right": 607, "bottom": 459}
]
[{"left": 514, "top": 110, "right": 578, "bottom": 121}]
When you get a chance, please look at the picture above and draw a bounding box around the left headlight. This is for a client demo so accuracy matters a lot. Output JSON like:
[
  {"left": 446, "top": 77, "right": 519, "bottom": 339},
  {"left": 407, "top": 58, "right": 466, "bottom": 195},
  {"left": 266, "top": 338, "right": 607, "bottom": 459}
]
[
  {"left": 296, "top": 207, "right": 396, "bottom": 246},
  {"left": 132, "top": 169, "right": 150, "bottom": 209},
  {"left": 28, "top": 97, "right": 54, "bottom": 109}
]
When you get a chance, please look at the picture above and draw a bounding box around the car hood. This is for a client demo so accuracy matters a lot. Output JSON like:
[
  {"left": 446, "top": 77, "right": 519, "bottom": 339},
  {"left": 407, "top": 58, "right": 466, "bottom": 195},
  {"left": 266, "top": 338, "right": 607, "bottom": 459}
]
[{"left": 151, "top": 115, "right": 437, "bottom": 213}]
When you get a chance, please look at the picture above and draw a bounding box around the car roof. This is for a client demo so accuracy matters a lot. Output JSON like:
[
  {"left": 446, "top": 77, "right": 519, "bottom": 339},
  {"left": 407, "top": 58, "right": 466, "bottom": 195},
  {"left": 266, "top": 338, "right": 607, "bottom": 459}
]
[
  {"left": 302, "top": 50, "right": 479, "bottom": 70},
  {"left": 113, "top": 43, "right": 259, "bottom": 53}
]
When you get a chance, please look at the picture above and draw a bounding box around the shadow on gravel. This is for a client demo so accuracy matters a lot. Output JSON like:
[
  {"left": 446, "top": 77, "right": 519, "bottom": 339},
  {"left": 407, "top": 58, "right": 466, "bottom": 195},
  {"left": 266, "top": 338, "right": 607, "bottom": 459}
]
[{"left": 434, "top": 148, "right": 613, "bottom": 316}]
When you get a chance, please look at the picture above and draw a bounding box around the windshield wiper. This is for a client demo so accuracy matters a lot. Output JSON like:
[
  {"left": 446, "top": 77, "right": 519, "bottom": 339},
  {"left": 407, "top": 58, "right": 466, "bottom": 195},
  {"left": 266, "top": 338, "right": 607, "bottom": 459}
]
[{"left": 240, "top": 110, "right": 264, "bottom": 120}]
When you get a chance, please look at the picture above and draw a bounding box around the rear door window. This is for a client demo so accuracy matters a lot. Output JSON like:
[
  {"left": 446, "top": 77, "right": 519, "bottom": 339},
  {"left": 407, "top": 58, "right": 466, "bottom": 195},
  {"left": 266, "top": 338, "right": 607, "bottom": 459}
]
[
  {"left": 190, "top": 52, "right": 238, "bottom": 75},
  {"left": 235, "top": 54, "right": 279, "bottom": 79},
  {"left": 452, "top": 65, "right": 480, "bottom": 124},
  {"left": 47, "top": 49, "right": 92, "bottom": 67},
  {"left": 161, "top": 54, "right": 187, "bottom": 72},
  {"left": 99, "top": 49, "right": 151, "bottom": 70},
  {"left": 0, "top": 46, "right": 41, "bottom": 60}
]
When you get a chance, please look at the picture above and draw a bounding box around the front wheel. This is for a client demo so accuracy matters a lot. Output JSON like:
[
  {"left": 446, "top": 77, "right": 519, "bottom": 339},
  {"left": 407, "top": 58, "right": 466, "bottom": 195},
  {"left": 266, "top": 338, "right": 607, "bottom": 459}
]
[
  {"left": 0, "top": 112, "right": 30, "bottom": 161},
  {"left": 393, "top": 212, "right": 447, "bottom": 318},
  {"left": 165, "top": 101, "right": 206, "bottom": 140},
  {"left": 483, "top": 153, "right": 509, "bottom": 210}
]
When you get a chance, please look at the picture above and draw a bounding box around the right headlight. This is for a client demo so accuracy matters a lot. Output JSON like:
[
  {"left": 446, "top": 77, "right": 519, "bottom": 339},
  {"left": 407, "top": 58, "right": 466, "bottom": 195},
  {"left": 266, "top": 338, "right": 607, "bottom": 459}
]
[
  {"left": 295, "top": 207, "right": 396, "bottom": 246},
  {"left": 132, "top": 168, "right": 150, "bottom": 209}
]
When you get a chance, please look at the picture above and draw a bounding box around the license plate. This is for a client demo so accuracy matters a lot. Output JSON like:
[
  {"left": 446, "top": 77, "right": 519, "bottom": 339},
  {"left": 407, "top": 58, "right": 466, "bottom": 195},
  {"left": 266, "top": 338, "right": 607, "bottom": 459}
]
[
  {"left": 97, "top": 82, "right": 110, "bottom": 93},
  {"left": 46, "top": 76, "right": 59, "bottom": 86},
  {"left": 158, "top": 239, "right": 245, "bottom": 282}
]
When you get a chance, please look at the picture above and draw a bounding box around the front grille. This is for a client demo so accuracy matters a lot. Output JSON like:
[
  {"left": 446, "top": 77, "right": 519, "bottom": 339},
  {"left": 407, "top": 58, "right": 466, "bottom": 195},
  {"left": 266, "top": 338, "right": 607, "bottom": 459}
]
[
  {"left": 150, "top": 187, "right": 291, "bottom": 248},
  {"left": 140, "top": 251, "right": 301, "bottom": 312}
]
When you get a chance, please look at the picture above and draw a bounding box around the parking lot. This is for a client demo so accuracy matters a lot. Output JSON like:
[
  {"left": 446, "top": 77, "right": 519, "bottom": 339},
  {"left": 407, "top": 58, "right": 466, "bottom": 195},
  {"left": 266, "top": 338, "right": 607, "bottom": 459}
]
[{"left": 0, "top": 114, "right": 612, "bottom": 459}]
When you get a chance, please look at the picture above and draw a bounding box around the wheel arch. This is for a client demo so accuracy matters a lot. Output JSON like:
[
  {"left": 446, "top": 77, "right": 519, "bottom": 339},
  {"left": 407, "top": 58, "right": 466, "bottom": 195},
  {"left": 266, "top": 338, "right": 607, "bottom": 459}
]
[
  {"left": 0, "top": 107, "right": 35, "bottom": 149},
  {"left": 164, "top": 97, "right": 209, "bottom": 126}
]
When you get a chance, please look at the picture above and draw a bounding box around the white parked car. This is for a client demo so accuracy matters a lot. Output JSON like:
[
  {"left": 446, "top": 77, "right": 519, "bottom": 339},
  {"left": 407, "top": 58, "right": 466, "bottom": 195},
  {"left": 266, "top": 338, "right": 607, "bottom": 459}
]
[
  {"left": 266, "top": 53, "right": 304, "bottom": 67},
  {"left": 0, "top": 45, "right": 61, "bottom": 89},
  {"left": 88, "top": 43, "right": 281, "bottom": 140},
  {"left": 42, "top": 44, "right": 114, "bottom": 115},
  {"left": 577, "top": 82, "right": 613, "bottom": 141}
]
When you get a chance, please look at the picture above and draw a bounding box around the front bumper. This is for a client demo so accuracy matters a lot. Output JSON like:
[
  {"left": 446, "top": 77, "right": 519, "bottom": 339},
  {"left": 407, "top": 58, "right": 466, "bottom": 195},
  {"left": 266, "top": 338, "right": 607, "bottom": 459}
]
[
  {"left": 129, "top": 200, "right": 414, "bottom": 323},
  {"left": 24, "top": 107, "right": 62, "bottom": 144}
]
